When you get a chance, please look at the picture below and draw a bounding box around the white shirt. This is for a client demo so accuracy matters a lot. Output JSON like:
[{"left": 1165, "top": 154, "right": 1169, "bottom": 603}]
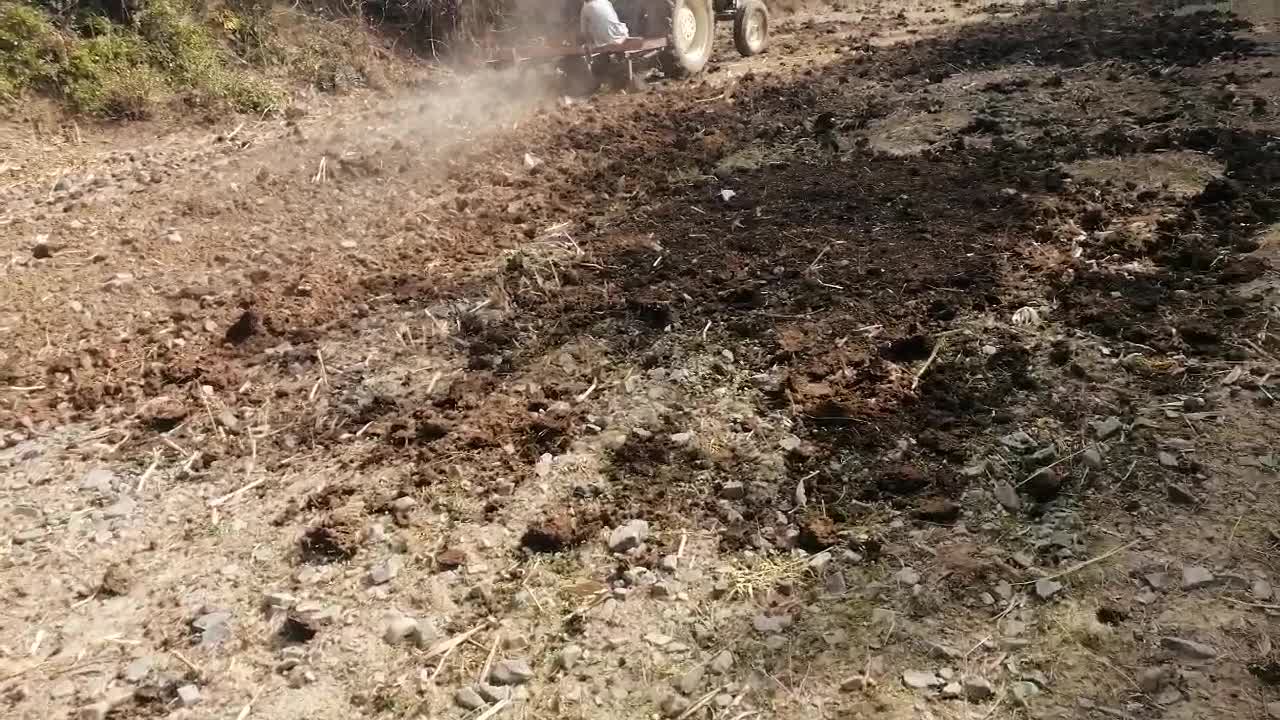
[{"left": 581, "top": 0, "right": 629, "bottom": 46}]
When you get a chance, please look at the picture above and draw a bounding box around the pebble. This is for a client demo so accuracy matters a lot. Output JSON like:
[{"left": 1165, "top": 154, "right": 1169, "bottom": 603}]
[
  {"left": 709, "top": 649, "right": 734, "bottom": 673},
  {"left": 1253, "top": 578, "right": 1274, "bottom": 600},
  {"left": 1034, "top": 578, "right": 1064, "bottom": 600},
  {"left": 752, "top": 613, "right": 792, "bottom": 634},
  {"left": 176, "top": 684, "right": 201, "bottom": 707},
  {"left": 123, "top": 656, "right": 153, "bottom": 683},
  {"left": 1157, "top": 451, "right": 1179, "bottom": 468},
  {"left": 608, "top": 519, "right": 650, "bottom": 553},
  {"left": 660, "top": 692, "right": 691, "bottom": 717},
  {"left": 994, "top": 481, "right": 1021, "bottom": 512},
  {"left": 676, "top": 665, "right": 705, "bottom": 695},
  {"left": 720, "top": 481, "right": 746, "bottom": 500},
  {"left": 1267, "top": 702, "right": 1280, "bottom": 720},
  {"left": 1138, "top": 666, "right": 1173, "bottom": 694},
  {"left": 1082, "top": 447, "right": 1105, "bottom": 469},
  {"left": 1167, "top": 484, "right": 1198, "bottom": 505},
  {"left": 1160, "top": 636, "right": 1217, "bottom": 660},
  {"left": 1010, "top": 680, "right": 1040, "bottom": 705},
  {"left": 1181, "top": 566, "right": 1216, "bottom": 590},
  {"left": 1000, "top": 431, "right": 1036, "bottom": 451},
  {"left": 368, "top": 556, "right": 403, "bottom": 585},
  {"left": 476, "top": 683, "right": 509, "bottom": 703},
  {"left": 659, "top": 554, "right": 680, "bottom": 573},
  {"left": 902, "top": 670, "right": 943, "bottom": 689},
  {"left": 217, "top": 409, "right": 240, "bottom": 433},
  {"left": 455, "top": 686, "right": 487, "bottom": 710},
  {"left": 80, "top": 468, "right": 115, "bottom": 494},
  {"left": 191, "top": 611, "right": 232, "bottom": 648},
  {"left": 490, "top": 658, "right": 534, "bottom": 686},
  {"left": 1091, "top": 416, "right": 1123, "bottom": 440},
  {"left": 964, "top": 676, "right": 995, "bottom": 701},
  {"left": 558, "top": 644, "right": 583, "bottom": 671},
  {"left": 383, "top": 616, "right": 418, "bottom": 645},
  {"left": 894, "top": 566, "right": 921, "bottom": 585},
  {"left": 941, "top": 682, "right": 963, "bottom": 699},
  {"left": 840, "top": 674, "right": 875, "bottom": 691},
  {"left": 103, "top": 495, "right": 136, "bottom": 519}
]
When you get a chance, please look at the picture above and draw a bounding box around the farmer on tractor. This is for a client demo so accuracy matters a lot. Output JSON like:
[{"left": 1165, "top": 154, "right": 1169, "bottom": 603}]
[{"left": 580, "top": 0, "right": 630, "bottom": 47}]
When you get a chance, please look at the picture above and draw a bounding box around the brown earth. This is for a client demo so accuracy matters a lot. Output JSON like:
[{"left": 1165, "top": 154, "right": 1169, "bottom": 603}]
[{"left": 3, "top": 1, "right": 1280, "bottom": 720}]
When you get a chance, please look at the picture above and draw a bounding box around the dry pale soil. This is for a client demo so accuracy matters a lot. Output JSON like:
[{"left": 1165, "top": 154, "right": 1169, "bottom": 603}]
[{"left": 3, "top": 1, "right": 1280, "bottom": 720}]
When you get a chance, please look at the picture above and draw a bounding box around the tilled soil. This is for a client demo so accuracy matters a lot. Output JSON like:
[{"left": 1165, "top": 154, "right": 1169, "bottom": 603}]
[{"left": 4, "top": 2, "right": 1280, "bottom": 720}]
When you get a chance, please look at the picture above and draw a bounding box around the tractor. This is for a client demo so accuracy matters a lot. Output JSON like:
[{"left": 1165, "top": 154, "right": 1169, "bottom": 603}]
[{"left": 481, "top": 0, "right": 770, "bottom": 89}]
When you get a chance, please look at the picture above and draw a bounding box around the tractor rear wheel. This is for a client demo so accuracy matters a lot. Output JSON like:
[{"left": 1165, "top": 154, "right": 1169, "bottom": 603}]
[
  {"left": 733, "top": 0, "right": 769, "bottom": 57},
  {"left": 659, "top": 0, "right": 715, "bottom": 78}
]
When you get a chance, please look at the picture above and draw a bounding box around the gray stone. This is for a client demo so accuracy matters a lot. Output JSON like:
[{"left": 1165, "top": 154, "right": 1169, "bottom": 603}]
[
  {"left": 840, "top": 674, "right": 875, "bottom": 691},
  {"left": 608, "top": 519, "right": 650, "bottom": 553},
  {"left": 941, "top": 682, "right": 963, "bottom": 699},
  {"left": 368, "top": 556, "right": 403, "bottom": 585},
  {"left": 1266, "top": 701, "right": 1280, "bottom": 720},
  {"left": 558, "top": 644, "right": 583, "bottom": 671},
  {"left": 1138, "top": 666, "right": 1173, "bottom": 694},
  {"left": 926, "top": 641, "right": 962, "bottom": 660},
  {"left": 1167, "top": 484, "right": 1198, "bottom": 505},
  {"left": 824, "top": 570, "right": 847, "bottom": 596},
  {"left": 999, "top": 431, "right": 1036, "bottom": 451},
  {"left": 752, "top": 613, "right": 792, "bottom": 634},
  {"left": 660, "top": 693, "right": 691, "bottom": 718},
  {"left": 1034, "top": 578, "right": 1064, "bottom": 600},
  {"left": 191, "top": 611, "right": 232, "bottom": 648},
  {"left": 676, "top": 665, "right": 705, "bottom": 695},
  {"left": 963, "top": 676, "right": 995, "bottom": 701},
  {"left": 894, "top": 566, "right": 921, "bottom": 585},
  {"left": 103, "top": 495, "right": 136, "bottom": 519},
  {"left": 1252, "top": 578, "right": 1274, "bottom": 600},
  {"left": 1091, "top": 416, "right": 1123, "bottom": 440},
  {"left": 1028, "top": 445, "right": 1058, "bottom": 466},
  {"left": 123, "top": 656, "right": 153, "bottom": 683},
  {"left": 1160, "top": 636, "right": 1217, "bottom": 660},
  {"left": 1157, "top": 451, "right": 1179, "bottom": 468},
  {"left": 1145, "top": 572, "right": 1171, "bottom": 590},
  {"left": 383, "top": 616, "right": 418, "bottom": 645},
  {"left": 80, "top": 468, "right": 115, "bottom": 494},
  {"left": 455, "top": 686, "right": 487, "bottom": 710},
  {"left": 1010, "top": 681, "right": 1040, "bottom": 705},
  {"left": 720, "top": 481, "right": 746, "bottom": 500},
  {"left": 490, "top": 658, "right": 534, "bottom": 686},
  {"left": 659, "top": 554, "right": 679, "bottom": 573},
  {"left": 994, "top": 481, "right": 1021, "bottom": 512},
  {"left": 902, "top": 670, "right": 943, "bottom": 689},
  {"left": 176, "top": 684, "right": 201, "bottom": 707},
  {"left": 709, "top": 649, "right": 734, "bottom": 673},
  {"left": 1181, "top": 566, "right": 1216, "bottom": 590},
  {"left": 1082, "top": 447, "right": 1104, "bottom": 469},
  {"left": 476, "top": 683, "right": 509, "bottom": 703}
]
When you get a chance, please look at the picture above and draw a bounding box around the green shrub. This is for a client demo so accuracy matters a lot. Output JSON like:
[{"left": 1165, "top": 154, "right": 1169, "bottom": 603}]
[{"left": 0, "top": 2, "right": 64, "bottom": 99}]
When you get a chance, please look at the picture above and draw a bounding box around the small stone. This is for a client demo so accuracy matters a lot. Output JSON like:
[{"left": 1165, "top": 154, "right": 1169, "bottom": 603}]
[
  {"left": 824, "top": 570, "right": 847, "bottom": 596},
  {"left": 894, "top": 566, "right": 921, "bottom": 585},
  {"left": 902, "top": 670, "right": 943, "bottom": 689},
  {"left": 1082, "top": 447, "right": 1104, "bottom": 469},
  {"left": 941, "top": 682, "right": 963, "bottom": 699},
  {"left": 1160, "top": 636, "right": 1217, "bottom": 660},
  {"left": 81, "top": 468, "right": 115, "bottom": 494},
  {"left": 490, "top": 658, "right": 534, "bottom": 686},
  {"left": 709, "top": 649, "right": 734, "bottom": 673},
  {"left": 1028, "top": 444, "right": 1058, "bottom": 466},
  {"left": 1267, "top": 701, "right": 1280, "bottom": 720},
  {"left": 436, "top": 547, "right": 467, "bottom": 569},
  {"left": 608, "top": 519, "right": 650, "bottom": 553},
  {"left": 1035, "top": 578, "right": 1063, "bottom": 600},
  {"left": 840, "top": 674, "right": 875, "bottom": 691},
  {"left": 670, "top": 432, "right": 694, "bottom": 446},
  {"left": 383, "top": 616, "right": 418, "bottom": 645},
  {"left": 1181, "top": 566, "right": 1215, "bottom": 590},
  {"left": 103, "top": 495, "right": 136, "bottom": 519},
  {"left": 1138, "top": 666, "right": 1172, "bottom": 694},
  {"left": 914, "top": 498, "right": 961, "bottom": 524},
  {"left": 676, "top": 665, "right": 705, "bottom": 695},
  {"left": 1145, "top": 572, "right": 1171, "bottom": 590},
  {"left": 1023, "top": 467, "right": 1063, "bottom": 502},
  {"left": 191, "top": 611, "right": 232, "bottom": 648},
  {"left": 752, "top": 613, "right": 792, "bottom": 634},
  {"left": 217, "top": 409, "right": 240, "bottom": 433},
  {"left": 999, "top": 431, "right": 1036, "bottom": 451},
  {"left": 926, "top": 641, "right": 962, "bottom": 660},
  {"left": 720, "top": 482, "right": 746, "bottom": 500},
  {"left": 176, "top": 684, "right": 201, "bottom": 707},
  {"left": 963, "top": 676, "right": 995, "bottom": 701},
  {"left": 476, "top": 683, "right": 509, "bottom": 703},
  {"left": 368, "top": 556, "right": 403, "bottom": 585},
  {"left": 1253, "top": 578, "right": 1274, "bottom": 600},
  {"left": 1091, "top": 416, "right": 1123, "bottom": 440},
  {"left": 123, "top": 656, "right": 153, "bottom": 683},
  {"left": 1167, "top": 484, "right": 1198, "bottom": 505},
  {"left": 659, "top": 554, "right": 679, "bottom": 573},
  {"left": 1010, "top": 681, "right": 1040, "bottom": 705},
  {"left": 1158, "top": 451, "right": 1179, "bottom": 468},
  {"left": 558, "top": 644, "right": 583, "bottom": 671},
  {"left": 456, "top": 686, "right": 487, "bottom": 710},
  {"left": 938, "top": 667, "right": 955, "bottom": 681},
  {"left": 994, "top": 481, "right": 1021, "bottom": 512},
  {"left": 660, "top": 693, "right": 691, "bottom": 718}
]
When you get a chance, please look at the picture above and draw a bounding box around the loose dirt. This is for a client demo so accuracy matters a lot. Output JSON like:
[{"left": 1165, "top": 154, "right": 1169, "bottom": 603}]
[{"left": 3, "top": 2, "right": 1280, "bottom": 720}]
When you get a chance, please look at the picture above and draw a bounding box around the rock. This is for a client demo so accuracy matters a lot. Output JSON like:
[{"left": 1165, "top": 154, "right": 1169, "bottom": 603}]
[
  {"left": 1034, "top": 578, "right": 1064, "bottom": 600},
  {"left": 840, "top": 674, "right": 876, "bottom": 691},
  {"left": 100, "top": 563, "right": 132, "bottom": 596},
  {"left": 1091, "top": 417, "right": 1123, "bottom": 440},
  {"left": 877, "top": 464, "right": 928, "bottom": 495},
  {"left": 191, "top": 611, "right": 232, "bottom": 648},
  {"left": 1253, "top": 578, "right": 1274, "bottom": 601},
  {"left": 1082, "top": 447, "right": 1104, "bottom": 469},
  {"left": 80, "top": 468, "right": 115, "bottom": 494},
  {"left": 368, "top": 556, "right": 403, "bottom": 585},
  {"left": 176, "top": 684, "right": 201, "bottom": 707},
  {"left": 941, "top": 682, "right": 963, "bottom": 699},
  {"left": 660, "top": 692, "right": 691, "bottom": 718},
  {"left": 902, "top": 670, "right": 943, "bottom": 689},
  {"left": 1167, "top": 484, "right": 1198, "bottom": 505},
  {"left": 103, "top": 495, "right": 136, "bottom": 519},
  {"left": 824, "top": 570, "right": 848, "bottom": 596},
  {"left": 1028, "top": 444, "right": 1058, "bottom": 466},
  {"left": 608, "top": 519, "right": 650, "bottom": 553},
  {"left": 1181, "top": 566, "right": 1215, "bottom": 590},
  {"left": 1024, "top": 467, "right": 1063, "bottom": 502},
  {"left": 709, "top": 649, "right": 734, "bottom": 673},
  {"left": 676, "top": 665, "right": 705, "bottom": 695},
  {"left": 436, "top": 547, "right": 467, "bottom": 569},
  {"left": 752, "top": 613, "right": 792, "bottom": 634},
  {"left": 383, "top": 616, "right": 418, "bottom": 645},
  {"left": 1160, "top": 636, "right": 1217, "bottom": 660},
  {"left": 455, "top": 686, "right": 487, "bottom": 710},
  {"left": 1145, "top": 572, "right": 1171, "bottom": 590},
  {"left": 1267, "top": 701, "right": 1280, "bottom": 720},
  {"left": 994, "top": 481, "right": 1022, "bottom": 512},
  {"left": 925, "top": 641, "right": 962, "bottom": 660},
  {"left": 963, "top": 676, "right": 995, "bottom": 701},
  {"left": 490, "top": 658, "right": 534, "bottom": 686},
  {"left": 123, "top": 656, "right": 153, "bottom": 683},
  {"left": 1138, "top": 666, "right": 1173, "bottom": 694},
  {"left": 914, "top": 498, "right": 961, "bottom": 524},
  {"left": 659, "top": 554, "right": 679, "bottom": 573},
  {"left": 1157, "top": 451, "right": 1179, "bottom": 468},
  {"left": 894, "top": 566, "right": 921, "bottom": 586},
  {"left": 999, "top": 431, "right": 1036, "bottom": 451},
  {"left": 720, "top": 481, "right": 746, "bottom": 500},
  {"left": 476, "top": 683, "right": 509, "bottom": 703},
  {"left": 558, "top": 644, "right": 583, "bottom": 671},
  {"left": 217, "top": 409, "right": 240, "bottom": 433},
  {"left": 1010, "top": 680, "right": 1040, "bottom": 705}
]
